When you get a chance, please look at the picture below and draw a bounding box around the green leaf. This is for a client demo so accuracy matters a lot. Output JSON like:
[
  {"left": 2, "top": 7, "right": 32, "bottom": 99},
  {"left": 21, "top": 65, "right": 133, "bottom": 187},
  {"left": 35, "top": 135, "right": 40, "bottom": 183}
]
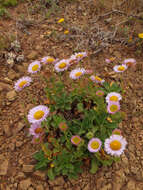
[
  {"left": 77, "top": 103, "right": 84, "bottom": 112},
  {"left": 112, "top": 156, "right": 120, "bottom": 162},
  {"left": 90, "top": 158, "right": 98, "bottom": 174},
  {"left": 102, "top": 159, "right": 113, "bottom": 166},
  {"left": 33, "top": 150, "right": 45, "bottom": 161},
  {"left": 47, "top": 168, "right": 55, "bottom": 180},
  {"left": 35, "top": 159, "right": 48, "bottom": 170},
  {"left": 65, "top": 104, "right": 71, "bottom": 110}
]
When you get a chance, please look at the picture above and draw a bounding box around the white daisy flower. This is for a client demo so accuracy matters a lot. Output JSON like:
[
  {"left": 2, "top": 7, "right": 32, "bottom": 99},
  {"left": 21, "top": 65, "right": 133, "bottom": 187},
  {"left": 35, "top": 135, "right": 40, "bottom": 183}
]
[
  {"left": 28, "top": 61, "right": 41, "bottom": 74},
  {"left": 69, "top": 52, "right": 87, "bottom": 64},
  {"left": 29, "top": 123, "right": 44, "bottom": 138},
  {"left": 69, "top": 55, "right": 78, "bottom": 64},
  {"left": 113, "top": 64, "right": 127, "bottom": 73},
  {"left": 54, "top": 59, "right": 70, "bottom": 72},
  {"left": 88, "top": 138, "right": 102, "bottom": 153},
  {"left": 106, "top": 92, "right": 122, "bottom": 103},
  {"left": 71, "top": 135, "right": 82, "bottom": 146},
  {"left": 90, "top": 75, "right": 105, "bottom": 84},
  {"left": 104, "top": 135, "right": 127, "bottom": 156},
  {"left": 69, "top": 68, "right": 86, "bottom": 79},
  {"left": 28, "top": 105, "right": 50, "bottom": 124},
  {"left": 123, "top": 58, "right": 136, "bottom": 67},
  {"left": 107, "top": 101, "right": 120, "bottom": 114},
  {"left": 41, "top": 56, "right": 57, "bottom": 64},
  {"left": 14, "top": 76, "right": 32, "bottom": 91},
  {"left": 74, "top": 52, "right": 87, "bottom": 61}
]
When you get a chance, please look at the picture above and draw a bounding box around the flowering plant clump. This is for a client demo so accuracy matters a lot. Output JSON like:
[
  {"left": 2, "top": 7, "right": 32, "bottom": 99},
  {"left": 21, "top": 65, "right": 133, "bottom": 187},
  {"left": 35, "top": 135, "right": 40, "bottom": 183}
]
[{"left": 14, "top": 51, "right": 130, "bottom": 180}]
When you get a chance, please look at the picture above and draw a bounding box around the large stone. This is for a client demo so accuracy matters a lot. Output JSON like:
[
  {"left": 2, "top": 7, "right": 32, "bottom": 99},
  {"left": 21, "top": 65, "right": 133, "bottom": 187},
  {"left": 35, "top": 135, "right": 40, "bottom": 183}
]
[
  {"left": 0, "top": 82, "right": 12, "bottom": 91},
  {"left": 7, "top": 70, "right": 18, "bottom": 80},
  {"left": 0, "top": 159, "right": 9, "bottom": 175},
  {"left": 22, "top": 165, "right": 34, "bottom": 173},
  {"left": 6, "top": 90, "right": 17, "bottom": 101},
  {"left": 19, "top": 178, "right": 32, "bottom": 190}
]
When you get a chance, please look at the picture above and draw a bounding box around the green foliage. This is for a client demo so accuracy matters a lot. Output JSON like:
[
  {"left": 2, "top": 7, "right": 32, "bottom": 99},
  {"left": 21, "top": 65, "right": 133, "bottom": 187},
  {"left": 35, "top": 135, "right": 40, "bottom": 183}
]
[
  {"left": 0, "top": 7, "right": 7, "bottom": 17},
  {"left": 33, "top": 150, "right": 51, "bottom": 170},
  {"left": 33, "top": 76, "right": 122, "bottom": 179},
  {"left": 2, "top": 0, "right": 18, "bottom": 7}
]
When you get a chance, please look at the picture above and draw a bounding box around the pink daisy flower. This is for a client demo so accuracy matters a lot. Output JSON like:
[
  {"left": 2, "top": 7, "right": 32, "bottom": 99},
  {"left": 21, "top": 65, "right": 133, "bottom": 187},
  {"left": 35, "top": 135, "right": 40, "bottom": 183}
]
[
  {"left": 71, "top": 135, "right": 82, "bottom": 146},
  {"left": 96, "top": 90, "right": 104, "bottom": 97},
  {"left": 14, "top": 76, "right": 32, "bottom": 91},
  {"left": 112, "top": 129, "right": 122, "bottom": 136},
  {"left": 123, "top": 58, "right": 136, "bottom": 67},
  {"left": 29, "top": 123, "right": 44, "bottom": 138},
  {"left": 28, "top": 105, "right": 50, "bottom": 124},
  {"left": 107, "top": 101, "right": 120, "bottom": 114},
  {"left": 88, "top": 138, "right": 102, "bottom": 153}
]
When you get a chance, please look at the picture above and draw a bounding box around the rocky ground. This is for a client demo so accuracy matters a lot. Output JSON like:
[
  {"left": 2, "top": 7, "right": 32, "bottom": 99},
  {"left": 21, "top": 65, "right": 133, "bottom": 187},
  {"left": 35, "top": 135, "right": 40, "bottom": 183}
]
[{"left": 0, "top": 0, "right": 143, "bottom": 189}]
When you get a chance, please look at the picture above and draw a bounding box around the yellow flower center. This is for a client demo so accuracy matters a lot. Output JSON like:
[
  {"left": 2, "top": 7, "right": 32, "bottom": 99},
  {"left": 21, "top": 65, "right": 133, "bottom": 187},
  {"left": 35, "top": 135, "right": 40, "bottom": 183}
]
[
  {"left": 47, "top": 57, "right": 55, "bottom": 63},
  {"left": 110, "top": 57, "right": 116, "bottom": 61},
  {"left": 98, "top": 92, "right": 102, "bottom": 95},
  {"left": 107, "top": 117, "right": 112, "bottom": 123},
  {"left": 19, "top": 80, "right": 27, "bottom": 88},
  {"left": 110, "top": 140, "right": 121, "bottom": 150},
  {"left": 73, "top": 137, "right": 80, "bottom": 144},
  {"left": 90, "top": 141, "right": 99, "bottom": 150},
  {"left": 50, "top": 163, "right": 54, "bottom": 168},
  {"left": 95, "top": 76, "right": 102, "bottom": 81},
  {"left": 59, "top": 62, "right": 67, "bottom": 69},
  {"left": 76, "top": 54, "right": 83, "bottom": 58},
  {"left": 75, "top": 72, "right": 82, "bottom": 77},
  {"left": 64, "top": 30, "right": 69, "bottom": 34},
  {"left": 118, "top": 66, "right": 125, "bottom": 71},
  {"left": 34, "top": 110, "right": 44, "bottom": 120},
  {"left": 97, "top": 91, "right": 104, "bottom": 96},
  {"left": 110, "top": 105, "right": 118, "bottom": 112},
  {"left": 109, "top": 96, "right": 118, "bottom": 102},
  {"left": 58, "top": 18, "right": 64, "bottom": 23},
  {"left": 138, "top": 33, "right": 143, "bottom": 39},
  {"left": 32, "top": 64, "right": 39, "bottom": 71},
  {"left": 35, "top": 128, "right": 43, "bottom": 134}
]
